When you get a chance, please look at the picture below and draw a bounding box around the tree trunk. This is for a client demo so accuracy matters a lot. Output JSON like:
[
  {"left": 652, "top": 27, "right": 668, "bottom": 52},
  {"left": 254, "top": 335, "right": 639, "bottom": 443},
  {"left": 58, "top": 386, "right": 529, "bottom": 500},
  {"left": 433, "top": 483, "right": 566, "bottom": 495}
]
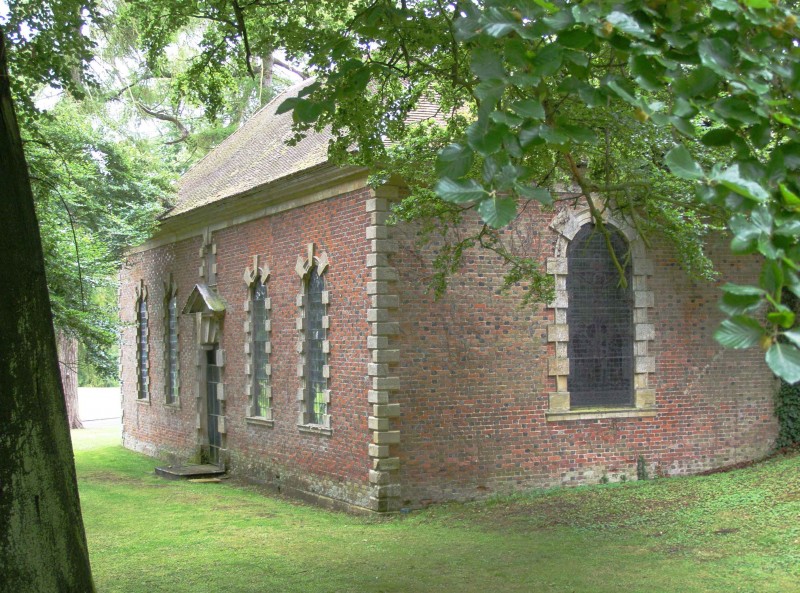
[
  {"left": 0, "top": 30, "right": 95, "bottom": 593},
  {"left": 260, "top": 51, "right": 274, "bottom": 93},
  {"left": 57, "top": 330, "right": 83, "bottom": 429}
]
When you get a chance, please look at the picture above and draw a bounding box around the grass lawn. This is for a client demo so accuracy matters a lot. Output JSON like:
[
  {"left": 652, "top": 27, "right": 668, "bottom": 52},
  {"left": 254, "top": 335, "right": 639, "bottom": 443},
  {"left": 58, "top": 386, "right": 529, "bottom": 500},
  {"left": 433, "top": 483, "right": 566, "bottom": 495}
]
[{"left": 73, "top": 428, "right": 800, "bottom": 593}]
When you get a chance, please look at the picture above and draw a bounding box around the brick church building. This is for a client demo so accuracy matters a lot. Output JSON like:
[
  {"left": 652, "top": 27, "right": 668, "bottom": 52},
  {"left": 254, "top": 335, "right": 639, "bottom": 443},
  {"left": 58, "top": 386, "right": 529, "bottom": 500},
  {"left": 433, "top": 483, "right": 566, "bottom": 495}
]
[{"left": 119, "top": 80, "right": 778, "bottom": 512}]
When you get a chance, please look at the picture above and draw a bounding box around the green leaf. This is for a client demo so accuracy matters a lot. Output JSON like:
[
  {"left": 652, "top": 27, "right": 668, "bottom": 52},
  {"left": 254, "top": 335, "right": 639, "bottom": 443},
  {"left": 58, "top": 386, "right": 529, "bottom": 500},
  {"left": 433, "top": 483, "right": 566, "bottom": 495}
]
[
  {"left": 478, "top": 195, "right": 518, "bottom": 228},
  {"left": 665, "top": 145, "right": 705, "bottom": 180},
  {"left": 435, "top": 178, "right": 487, "bottom": 204},
  {"left": 490, "top": 111, "right": 524, "bottom": 127},
  {"left": 471, "top": 48, "right": 506, "bottom": 80},
  {"left": 558, "top": 123, "right": 597, "bottom": 144},
  {"left": 630, "top": 55, "right": 663, "bottom": 91},
  {"left": 605, "top": 77, "right": 638, "bottom": 106},
  {"left": 483, "top": 7, "right": 518, "bottom": 38},
  {"left": 720, "top": 283, "right": 766, "bottom": 296},
  {"left": 558, "top": 29, "right": 594, "bottom": 49},
  {"left": 768, "top": 309, "right": 795, "bottom": 330},
  {"left": 714, "top": 97, "right": 762, "bottom": 126},
  {"left": 743, "top": 0, "right": 773, "bottom": 7},
  {"left": 720, "top": 292, "right": 762, "bottom": 316},
  {"left": 515, "top": 185, "right": 552, "bottom": 205},
  {"left": 474, "top": 80, "right": 506, "bottom": 103},
  {"left": 467, "top": 121, "right": 506, "bottom": 156},
  {"left": 606, "top": 11, "right": 650, "bottom": 40},
  {"left": 531, "top": 44, "right": 563, "bottom": 78},
  {"left": 714, "top": 316, "right": 765, "bottom": 349},
  {"left": 698, "top": 38, "right": 735, "bottom": 76},
  {"left": 780, "top": 183, "right": 800, "bottom": 208},
  {"left": 701, "top": 128, "right": 737, "bottom": 147},
  {"left": 510, "top": 99, "right": 546, "bottom": 120},
  {"left": 540, "top": 125, "right": 570, "bottom": 145},
  {"left": 494, "top": 163, "right": 521, "bottom": 190},
  {"left": 783, "top": 329, "right": 800, "bottom": 349},
  {"left": 711, "top": 164, "right": 770, "bottom": 202},
  {"left": 675, "top": 67, "right": 720, "bottom": 98},
  {"left": 766, "top": 343, "right": 800, "bottom": 384},
  {"left": 761, "top": 260, "right": 784, "bottom": 295},
  {"left": 436, "top": 144, "right": 474, "bottom": 179}
]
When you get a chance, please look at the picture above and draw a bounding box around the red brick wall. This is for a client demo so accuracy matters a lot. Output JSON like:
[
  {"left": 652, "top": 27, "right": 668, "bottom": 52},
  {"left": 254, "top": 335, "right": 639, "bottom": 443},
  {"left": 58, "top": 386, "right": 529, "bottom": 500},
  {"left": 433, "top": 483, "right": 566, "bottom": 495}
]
[
  {"left": 391, "top": 207, "right": 778, "bottom": 506},
  {"left": 121, "top": 189, "right": 778, "bottom": 511},
  {"left": 120, "top": 189, "right": 374, "bottom": 508},
  {"left": 121, "top": 235, "right": 201, "bottom": 461}
]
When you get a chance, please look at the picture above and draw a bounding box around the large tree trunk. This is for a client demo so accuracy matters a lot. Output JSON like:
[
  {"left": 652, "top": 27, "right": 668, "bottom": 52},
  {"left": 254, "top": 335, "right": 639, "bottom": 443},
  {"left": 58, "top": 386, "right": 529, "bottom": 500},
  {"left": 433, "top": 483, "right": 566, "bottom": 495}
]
[
  {"left": 0, "top": 30, "right": 95, "bottom": 593},
  {"left": 57, "top": 330, "right": 83, "bottom": 429}
]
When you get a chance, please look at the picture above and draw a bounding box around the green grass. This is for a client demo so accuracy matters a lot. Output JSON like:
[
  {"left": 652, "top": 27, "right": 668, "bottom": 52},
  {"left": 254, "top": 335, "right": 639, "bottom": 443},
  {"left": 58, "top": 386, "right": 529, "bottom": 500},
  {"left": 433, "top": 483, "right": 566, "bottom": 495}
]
[{"left": 74, "top": 428, "right": 800, "bottom": 593}]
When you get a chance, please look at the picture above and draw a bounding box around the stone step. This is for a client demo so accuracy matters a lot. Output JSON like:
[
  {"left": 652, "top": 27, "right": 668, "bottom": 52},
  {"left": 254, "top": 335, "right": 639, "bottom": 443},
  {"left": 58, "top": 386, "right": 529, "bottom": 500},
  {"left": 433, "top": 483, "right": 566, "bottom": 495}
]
[{"left": 155, "top": 464, "right": 226, "bottom": 481}]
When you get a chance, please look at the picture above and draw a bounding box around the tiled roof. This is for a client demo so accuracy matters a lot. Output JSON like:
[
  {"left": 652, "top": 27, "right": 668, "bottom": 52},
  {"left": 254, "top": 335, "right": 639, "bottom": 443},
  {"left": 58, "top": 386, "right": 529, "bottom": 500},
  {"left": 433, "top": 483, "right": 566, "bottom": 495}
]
[
  {"left": 166, "top": 78, "right": 332, "bottom": 218},
  {"left": 166, "top": 78, "right": 447, "bottom": 219}
]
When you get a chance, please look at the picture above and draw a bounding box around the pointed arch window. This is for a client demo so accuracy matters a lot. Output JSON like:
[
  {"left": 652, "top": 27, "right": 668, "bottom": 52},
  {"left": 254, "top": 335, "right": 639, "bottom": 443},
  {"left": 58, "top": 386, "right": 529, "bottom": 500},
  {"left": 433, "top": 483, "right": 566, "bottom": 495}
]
[
  {"left": 566, "top": 224, "right": 634, "bottom": 407},
  {"left": 305, "top": 266, "right": 327, "bottom": 424},
  {"left": 164, "top": 278, "right": 179, "bottom": 405},
  {"left": 136, "top": 286, "right": 149, "bottom": 401},
  {"left": 295, "top": 244, "right": 331, "bottom": 433},
  {"left": 251, "top": 277, "right": 271, "bottom": 417},
  {"left": 243, "top": 259, "right": 272, "bottom": 424}
]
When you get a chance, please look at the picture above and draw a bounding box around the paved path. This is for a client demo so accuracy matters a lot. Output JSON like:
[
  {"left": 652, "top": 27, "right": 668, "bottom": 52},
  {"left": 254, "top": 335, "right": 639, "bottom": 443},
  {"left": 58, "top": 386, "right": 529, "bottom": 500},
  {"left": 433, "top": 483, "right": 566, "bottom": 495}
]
[{"left": 78, "top": 387, "right": 121, "bottom": 428}]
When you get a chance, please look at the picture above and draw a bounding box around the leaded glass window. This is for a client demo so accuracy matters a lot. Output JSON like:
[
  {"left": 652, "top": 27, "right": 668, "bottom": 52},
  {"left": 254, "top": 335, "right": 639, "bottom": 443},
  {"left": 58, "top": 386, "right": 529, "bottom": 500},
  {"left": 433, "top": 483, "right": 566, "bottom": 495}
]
[
  {"left": 305, "top": 267, "right": 326, "bottom": 424},
  {"left": 251, "top": 280, "right": 270, "bottom": 417},
  {"left": 137, "top": 297, "right": 148, "bottom": 400},
  {"left": 166, "top": 295, "right": 178, "bottom": 404},
  {"left": 567, "top": 224, "right": 634, "bottom": 408}
]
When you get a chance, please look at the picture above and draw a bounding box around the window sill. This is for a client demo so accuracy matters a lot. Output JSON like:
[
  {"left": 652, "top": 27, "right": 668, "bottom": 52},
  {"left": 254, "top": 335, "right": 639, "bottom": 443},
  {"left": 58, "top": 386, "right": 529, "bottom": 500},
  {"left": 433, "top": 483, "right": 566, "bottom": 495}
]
[
  {"left": 163, "top": 402, "right": 180, "bottom": 409},
  {"left": 297, "top": 424, "right": 332, "bottom": 437},
  {"left": 136, "top": 397, "right": 151, "bottom": 405},
  {"left": 246, "top": 416, "right": 274, "bottom": 428},
  {"left": 546, "top": 406, "right": 657, "bottom": 422}
]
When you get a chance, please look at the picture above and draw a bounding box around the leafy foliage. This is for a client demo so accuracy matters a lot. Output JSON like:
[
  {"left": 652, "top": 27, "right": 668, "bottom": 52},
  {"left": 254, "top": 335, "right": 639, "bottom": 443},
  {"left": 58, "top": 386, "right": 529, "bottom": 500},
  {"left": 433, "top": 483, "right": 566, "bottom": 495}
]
[
  {"left": 24, "top": 98, "right": 173, "bottom": 379},
  {"left": 261, "top": 0, "right": 800, "bottom": 383}
]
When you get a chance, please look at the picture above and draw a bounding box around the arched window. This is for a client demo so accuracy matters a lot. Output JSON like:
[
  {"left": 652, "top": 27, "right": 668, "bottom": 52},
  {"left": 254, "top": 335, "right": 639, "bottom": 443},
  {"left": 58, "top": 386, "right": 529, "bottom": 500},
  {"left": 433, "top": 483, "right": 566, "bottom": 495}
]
[
  {"left": 137, "top": 295, "right": 149, "bottom": 400},
  {"left": 305, "top": 266, "right": 327, "bottom": 424},
  {"left": 251, "top": 278, "right": 270, "bottom": 417},
  {"left": 165, "top": 293, "right": 179, "bottom": 403},
  {"left": 566, "top": 224, "right": 634, "bottom": 407}
]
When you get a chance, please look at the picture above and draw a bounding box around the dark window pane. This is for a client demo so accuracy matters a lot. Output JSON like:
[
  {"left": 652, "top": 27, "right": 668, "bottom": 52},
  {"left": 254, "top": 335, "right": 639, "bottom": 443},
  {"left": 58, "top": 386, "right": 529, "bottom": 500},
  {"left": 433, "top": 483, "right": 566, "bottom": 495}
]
[
  {"left": 166, "top": 295, "right": 178, "bottom": 404},
  {"left": 567, "top": 225, "right": 634, "bottom": 407},
  {"left": 251, "top": 280, "right": 270, "bottom": 416},
  {"left": 305, "top": 267, "right": 326, "bottom": 424},
  {"left": 137, "top": 298, "right": 148, "bottom": 400}
]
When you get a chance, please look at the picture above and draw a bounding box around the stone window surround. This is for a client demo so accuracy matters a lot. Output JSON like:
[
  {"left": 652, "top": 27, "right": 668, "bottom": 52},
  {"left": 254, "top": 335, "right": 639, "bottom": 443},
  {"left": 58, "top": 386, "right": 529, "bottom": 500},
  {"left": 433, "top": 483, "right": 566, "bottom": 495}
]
[
  {"left": 295, "top": 243, "right": 332, "bottom": 435},
  {"left": 243, "top": 255, "right": 273, "bottom": 426},
  {"left": 546, "top": 206, "right": 656, "bottom": 422},
  {"left": 135, "top": 279, "right": 150, "bottom": 404},
  {"left": 163, "top": 274, "right": 180, "bottom": 407}
]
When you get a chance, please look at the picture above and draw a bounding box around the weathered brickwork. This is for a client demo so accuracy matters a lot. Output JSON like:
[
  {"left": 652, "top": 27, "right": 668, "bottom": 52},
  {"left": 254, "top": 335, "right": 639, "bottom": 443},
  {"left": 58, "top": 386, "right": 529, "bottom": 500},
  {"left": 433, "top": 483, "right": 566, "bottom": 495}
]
[
  {"left": 121, "top": 189, "right": 374, "bottom": 508},
  {"left": 391, "top": 204, "right": 778, "bottom": 506},
  {"left": 122, "top": 185, "right": 778, "bottom": 512}
]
